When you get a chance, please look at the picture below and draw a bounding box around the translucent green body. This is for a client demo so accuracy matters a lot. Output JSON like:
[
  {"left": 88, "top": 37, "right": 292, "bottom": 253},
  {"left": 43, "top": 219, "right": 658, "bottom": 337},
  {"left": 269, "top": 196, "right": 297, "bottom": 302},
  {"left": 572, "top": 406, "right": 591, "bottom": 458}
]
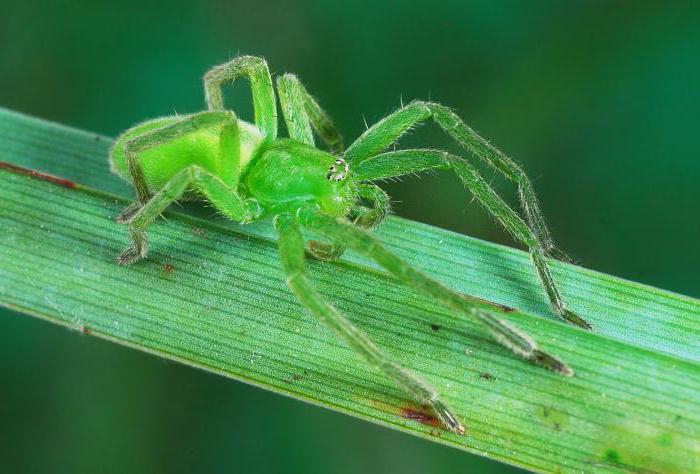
[
  {"left": 110, "top": 115, "right": 261, "bottom": 189},
  {"left": 110, "top": 115, "right": 354, "bottom": 218}
]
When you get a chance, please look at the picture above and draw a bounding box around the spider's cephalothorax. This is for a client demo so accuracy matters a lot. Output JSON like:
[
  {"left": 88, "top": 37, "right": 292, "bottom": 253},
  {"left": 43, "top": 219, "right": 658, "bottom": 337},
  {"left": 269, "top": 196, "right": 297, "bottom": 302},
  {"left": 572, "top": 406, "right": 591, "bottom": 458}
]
[{"left": 111, "top": 55, "right": 590, "bottom": 435}]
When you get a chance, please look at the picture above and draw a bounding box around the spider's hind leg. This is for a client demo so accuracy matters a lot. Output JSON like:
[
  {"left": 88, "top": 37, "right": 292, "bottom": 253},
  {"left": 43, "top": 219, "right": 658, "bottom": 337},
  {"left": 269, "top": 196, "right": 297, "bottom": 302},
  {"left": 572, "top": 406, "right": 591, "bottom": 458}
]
[
  {"left": 116, "top": 165, "right": 261, "bottom": 265},
  {"left": 203, "top": 56, "right": 277, "bottom": 139}
]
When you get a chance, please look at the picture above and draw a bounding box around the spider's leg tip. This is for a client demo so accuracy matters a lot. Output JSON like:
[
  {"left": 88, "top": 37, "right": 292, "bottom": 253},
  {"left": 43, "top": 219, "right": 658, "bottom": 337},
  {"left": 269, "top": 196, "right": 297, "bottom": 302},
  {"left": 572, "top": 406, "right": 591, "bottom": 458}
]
[
  {"left": 454, "top": 423, "right": 466, "bottom": 436},
  {"left": 532, "top": 350, "right": 574, "bottom": 377},
  {"left": 562, "top": 309, "right": 593, "bottom": 331},
  {"left": 431, "top": 400, "right": 466, "bottom": 435},
  {"left": 116, "top": 247, "right": 144, "bottom": 266}
]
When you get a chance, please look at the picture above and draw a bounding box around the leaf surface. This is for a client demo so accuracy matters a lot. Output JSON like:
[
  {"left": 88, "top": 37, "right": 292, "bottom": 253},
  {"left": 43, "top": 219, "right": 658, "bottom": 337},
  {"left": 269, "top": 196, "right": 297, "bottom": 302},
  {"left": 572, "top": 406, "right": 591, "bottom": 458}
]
[{"left": 1, "top": 108, "right": 698, "bottom": 473}]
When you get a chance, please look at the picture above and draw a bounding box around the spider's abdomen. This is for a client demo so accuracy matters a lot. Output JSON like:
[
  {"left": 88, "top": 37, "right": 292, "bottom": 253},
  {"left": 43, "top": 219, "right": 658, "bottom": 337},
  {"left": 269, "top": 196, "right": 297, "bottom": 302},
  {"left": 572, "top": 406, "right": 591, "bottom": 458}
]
[
  {"left": 243, "top": 140, "right": 355, "bottom": 216},
  {"left": 109, "top": 114, "right": 263, "bottom": 191}
]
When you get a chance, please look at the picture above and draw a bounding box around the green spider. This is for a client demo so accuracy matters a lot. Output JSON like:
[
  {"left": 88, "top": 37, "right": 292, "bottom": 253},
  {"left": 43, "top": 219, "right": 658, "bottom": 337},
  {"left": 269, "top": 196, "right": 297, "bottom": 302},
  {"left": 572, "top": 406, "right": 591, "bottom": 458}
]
[{"left": 110, "top": 55, "right": 591, "bottom": 435}]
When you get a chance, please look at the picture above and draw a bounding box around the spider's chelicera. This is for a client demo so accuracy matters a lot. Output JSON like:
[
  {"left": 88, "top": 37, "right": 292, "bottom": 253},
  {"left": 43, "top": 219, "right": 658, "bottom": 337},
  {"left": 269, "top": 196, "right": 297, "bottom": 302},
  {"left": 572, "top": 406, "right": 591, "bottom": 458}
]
[{"left": 110, "top": 56, "right": 590, "bottom": 435}]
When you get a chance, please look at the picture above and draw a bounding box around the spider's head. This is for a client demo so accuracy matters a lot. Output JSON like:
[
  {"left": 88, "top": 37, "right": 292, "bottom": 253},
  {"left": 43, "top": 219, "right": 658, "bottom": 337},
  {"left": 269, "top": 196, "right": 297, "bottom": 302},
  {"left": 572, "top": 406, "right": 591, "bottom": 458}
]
[
  {"left": 326, "top": 158, "right": 349, "bottom": 182},
  {"left": 245, "top": 142, "right": 355, "bottom": 218}
]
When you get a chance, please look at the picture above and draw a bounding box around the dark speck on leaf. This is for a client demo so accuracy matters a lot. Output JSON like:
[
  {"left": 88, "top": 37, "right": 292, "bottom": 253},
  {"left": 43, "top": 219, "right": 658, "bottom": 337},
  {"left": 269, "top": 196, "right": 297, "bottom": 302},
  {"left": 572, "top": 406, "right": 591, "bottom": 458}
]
[
  {"left": 190, "top": 226, "right": 206, "bottom": 238},
  {"left": 430, "top": 323, "right": 440, "bottom": 332},
  {"left": 163, "top": 263, "right": 174, "bottom": 273},
  {"left": 79, "top": 325, "right": 92, "bottom": 335},
  {"left": 283, "top": 373, "right": 303, "bottom": 384},
  {"left": 603, "top": 449, "right": 621, "bottom": 464},
  {"left": 479, "top": 372, "right": 495, "bottom": 381}
]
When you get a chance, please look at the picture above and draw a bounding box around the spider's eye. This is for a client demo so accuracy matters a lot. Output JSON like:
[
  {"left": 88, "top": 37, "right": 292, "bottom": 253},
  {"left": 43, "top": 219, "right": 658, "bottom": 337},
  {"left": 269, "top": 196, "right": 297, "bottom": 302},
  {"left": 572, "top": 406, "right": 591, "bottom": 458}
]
[{"left": 326, "top": 158, "right": 349, "bottom": 181}]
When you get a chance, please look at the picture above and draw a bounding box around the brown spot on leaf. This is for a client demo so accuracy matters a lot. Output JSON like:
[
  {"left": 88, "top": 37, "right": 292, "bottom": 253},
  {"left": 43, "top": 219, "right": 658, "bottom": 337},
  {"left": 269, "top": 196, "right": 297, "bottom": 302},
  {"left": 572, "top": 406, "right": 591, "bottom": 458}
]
[
  {"left": 496, "top": 303, "right": 515, "bottom": 313},
  {"left": 79, "top": 325, "right": 92, "bottom": 336},
  {"left": 400, "top": 407, "right": 439, "bottom": 427},
  {"left": 479, "top": 372, "right": 495, "bottom": 381},
  {"left": 283, "top": 373, "right": 303, "bottom": 384},
  {"left": 462, "top": 293, "right": 515, "bottom": 313},
  {"left": 163, "top": 263, "right": 174, "bottom": 273},
  {"left": 0, "top": 161, "right": 76, "bottom": 188}
]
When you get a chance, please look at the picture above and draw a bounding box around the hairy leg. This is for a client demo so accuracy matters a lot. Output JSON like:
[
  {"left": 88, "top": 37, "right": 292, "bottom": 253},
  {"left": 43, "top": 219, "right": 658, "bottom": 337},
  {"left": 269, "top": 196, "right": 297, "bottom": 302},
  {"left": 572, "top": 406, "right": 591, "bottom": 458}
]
[
  {"left": 352, "top": 148, "right": 590, "bottom": 329},
  {"left": 274, "top": 213, "right": 464, "bottom": 434},
  {"left": 345, "top": 101, "right": 561, "bottom": 259},
  {"left": 203, "top": 55, "right": 277, "bottom": 139},
  {"left": 296, "top": 207, "right": 574, "bottom": 376},
  {"left": 116, "top": 165, "right": 261, "bottom": 265},
  {"left": 276, "top": 73, "right": 344, "bottom": 153}
]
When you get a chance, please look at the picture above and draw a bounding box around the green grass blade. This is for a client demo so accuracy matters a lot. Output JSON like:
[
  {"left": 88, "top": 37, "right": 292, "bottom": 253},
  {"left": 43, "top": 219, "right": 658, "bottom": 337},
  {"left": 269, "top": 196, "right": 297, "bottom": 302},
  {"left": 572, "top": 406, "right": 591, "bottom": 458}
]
[
  {"left": 0, "top": 108, "right": 698, "bottom": 473},
  {"left": 1, "top": 107, "right": 698, "bottom": 364}
]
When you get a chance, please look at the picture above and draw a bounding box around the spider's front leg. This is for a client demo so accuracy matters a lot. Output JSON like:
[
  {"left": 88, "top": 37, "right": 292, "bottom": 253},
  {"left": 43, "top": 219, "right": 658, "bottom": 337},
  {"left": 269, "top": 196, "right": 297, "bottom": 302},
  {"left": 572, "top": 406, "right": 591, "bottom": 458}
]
[
  {"left": 276, "top": 73, "right": 344, "bottom": 153},
  {"left": 345, "top": 102, "right": 591, "bottom": 330},
  {"left": 295, "top": 207, "right": 573, "bottom": 377},
  {"left": 274, "top": 214, "right": 465, "bottom": 435},
  {"left": 345, "top": 101, "right": 559, "bottom": 257}
]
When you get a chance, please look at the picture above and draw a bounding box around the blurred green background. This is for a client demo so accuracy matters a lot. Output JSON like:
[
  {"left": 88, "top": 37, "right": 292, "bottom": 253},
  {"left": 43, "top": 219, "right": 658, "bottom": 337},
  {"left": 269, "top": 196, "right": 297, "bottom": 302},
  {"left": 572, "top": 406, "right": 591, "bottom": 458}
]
[{"left": 1, "top": 1, "right": 698, "bottom": 473}]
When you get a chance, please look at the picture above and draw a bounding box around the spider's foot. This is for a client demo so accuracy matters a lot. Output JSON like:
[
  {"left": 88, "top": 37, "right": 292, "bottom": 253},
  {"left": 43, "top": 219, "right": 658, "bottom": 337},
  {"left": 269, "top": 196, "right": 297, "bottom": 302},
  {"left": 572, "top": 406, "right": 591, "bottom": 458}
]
[
  {"left": 116, "top": 246, "right": 147, "bottom": 265},
  {"left": 531, "top": 349, "right": 574, "bottom": 377},
  {"left": 546, "top": 246, "right": 574, "bottom": 263},
  {"left": 116, "top": 202, "right": 142, "bottom": 223},
  {"left": 430, "top": 399, "right": 466, "bottom": 435},
  {"left": 307, "top": 240, "right": 345, "bottom": 260},
  {"left": 560, "top": 308, "right": 593, "bottom": 331}
]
